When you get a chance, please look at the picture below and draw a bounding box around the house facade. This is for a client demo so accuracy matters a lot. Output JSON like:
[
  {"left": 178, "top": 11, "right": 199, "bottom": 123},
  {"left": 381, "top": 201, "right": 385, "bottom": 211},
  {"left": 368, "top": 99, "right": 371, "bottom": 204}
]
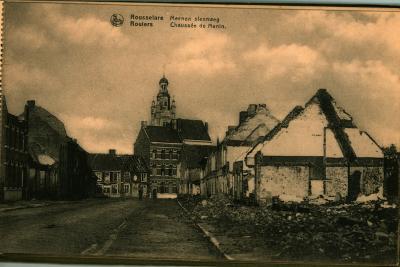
[
  {"left": 242, "top": 89, "right": 384, "bottom": 204},
  {"left": 201, "top": 104, "right": 279, "bottom": 198},
  {"left": 88, "top": 150, "right": 148, "bottom": 198},
  {"left": 134, "top": 76, "right": 213, "bottom": 198},
  {"left": 23, "top": 100, "right": 96, "bottom": 200},
  {"left": 0, "top": 94, "right": 29, "bottom": 201}
]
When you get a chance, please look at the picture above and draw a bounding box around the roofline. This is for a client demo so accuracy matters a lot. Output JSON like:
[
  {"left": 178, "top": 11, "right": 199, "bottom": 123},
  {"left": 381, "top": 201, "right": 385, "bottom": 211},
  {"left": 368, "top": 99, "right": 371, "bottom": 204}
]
[
  {"left": 150, "top": 141, "right": 182, "bottom": 145},
  {"left": 361, "top": 130, "right": 383, "bottom": 152}
]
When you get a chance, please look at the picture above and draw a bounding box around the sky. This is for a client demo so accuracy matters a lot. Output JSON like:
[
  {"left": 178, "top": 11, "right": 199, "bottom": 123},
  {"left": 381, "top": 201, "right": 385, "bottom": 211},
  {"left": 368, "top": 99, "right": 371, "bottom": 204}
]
[{"left": 2, "top": 2, "right": 400, "bottom": 154}]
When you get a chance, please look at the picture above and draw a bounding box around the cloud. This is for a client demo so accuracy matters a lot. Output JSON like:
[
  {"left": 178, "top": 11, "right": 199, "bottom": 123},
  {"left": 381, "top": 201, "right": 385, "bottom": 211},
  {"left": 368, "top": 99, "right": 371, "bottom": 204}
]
[
  {"left": 243, "top": 43, "right": 323, "bottom": 82},
  {"left": 53, "top": 16, "right": 130, "bottom": 48},
  {"left": 3, "top": 3, "right": 400, "bottom": 152},
  {"left": 169, "top": 32, "right": 235, "bottom": 75}
]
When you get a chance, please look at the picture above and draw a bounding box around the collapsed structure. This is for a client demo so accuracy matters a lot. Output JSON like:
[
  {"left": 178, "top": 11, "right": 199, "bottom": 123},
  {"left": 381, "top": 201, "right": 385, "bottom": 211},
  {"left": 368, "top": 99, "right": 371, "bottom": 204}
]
[
  {"left": 235, "top": 89, "right": 383, "bottom": 204},
  {"left": 201, "top": 103, "right": 280, "bottom": 197}
]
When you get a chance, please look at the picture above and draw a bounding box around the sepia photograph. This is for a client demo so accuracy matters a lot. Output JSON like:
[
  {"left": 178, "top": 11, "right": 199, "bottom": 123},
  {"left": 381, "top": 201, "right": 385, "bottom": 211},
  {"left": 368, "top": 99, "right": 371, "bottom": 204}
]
[{"left": 0, "top": 1, "right": 399, "bottom": 265}]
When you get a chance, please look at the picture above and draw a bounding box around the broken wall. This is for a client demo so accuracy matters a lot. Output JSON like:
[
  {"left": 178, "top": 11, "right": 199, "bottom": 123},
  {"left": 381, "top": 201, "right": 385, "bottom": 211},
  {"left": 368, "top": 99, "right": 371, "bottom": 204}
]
[
  {"left": 325, "top": 166, "right": 348, "bottom": 197},
  {"left": 257, "top": 165, "right": 309, "bottom": 204},
  {"left": 351, "top": 166, "right": 384, "bottom": 195}
]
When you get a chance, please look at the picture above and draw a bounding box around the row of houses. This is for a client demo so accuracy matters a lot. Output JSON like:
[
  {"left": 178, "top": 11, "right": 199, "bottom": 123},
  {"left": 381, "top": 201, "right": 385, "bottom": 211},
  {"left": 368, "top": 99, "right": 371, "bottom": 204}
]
[
  {"left": 88, "top": 149, "right": 149, "bottom": 198},
  {"left": 0, "top": 92, "right": 151, "bottom": 201},
  {"left": 0, "top": 94, "right": 99, "bottom": 201},
  {"left": 194, "top": 89, "right": 395, "bottom": 204}
]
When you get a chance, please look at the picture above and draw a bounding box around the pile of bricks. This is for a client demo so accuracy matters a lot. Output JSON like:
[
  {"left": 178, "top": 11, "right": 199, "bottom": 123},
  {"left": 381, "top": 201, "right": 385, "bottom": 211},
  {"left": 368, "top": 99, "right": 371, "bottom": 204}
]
[{"left": 180, "top": 195, "right": 398, "bottom": 263}]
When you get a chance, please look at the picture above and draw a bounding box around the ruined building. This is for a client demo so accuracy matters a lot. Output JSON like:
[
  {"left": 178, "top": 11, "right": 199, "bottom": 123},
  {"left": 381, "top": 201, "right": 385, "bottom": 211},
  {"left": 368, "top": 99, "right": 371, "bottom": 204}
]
[
  {"left": 201, "top": 103, "right": 280, "bottom": 197},
  {"left": 240, "top": 89, "right": 384, "bottom": 204}
]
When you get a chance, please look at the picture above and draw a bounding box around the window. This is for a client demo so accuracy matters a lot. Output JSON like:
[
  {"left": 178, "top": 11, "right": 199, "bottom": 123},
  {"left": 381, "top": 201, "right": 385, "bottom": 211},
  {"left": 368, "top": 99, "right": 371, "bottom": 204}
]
[
  {"left": 172, "top": 165, "right": 177, "bottom": 176},
  {"left": 103, "top": 186, "right": 110, "bottom": 194},
  {"left": 152, "top": 150, "right": 157, "bottom": 159},
  {"left": 104, "top": 172, "right": 110, "bottom": 183},
  {"left": 110, "top": 172, "right": 118, "bottom": 183},
  {"left": 151, "top": 165, "right": 157, "bottom": 176},
  {"left": 159, "top": 182, "right": 166, "bottom": 193},
  {"left": 168, "top": 165, "right": 173, "bottom": 176},
  {"left": 111, "top": 184, "right": 118, "bottom": 194},
  {"left": 95, "top": 172, "right": 102, "bottom": 182},
  {"left": 156, "top": 150, "right": 161, "bottom": 159},
  {"left": 161, "top": 150, "right": 166, "bottom": 159},
  {"left": 169, "top": 150, "right": 173, "bottom": 160},
  {"left": 161, "top": 165, "right": 165, "bottom": 176},
  {"left": 172, "top": 150, "right": 178, "bottom": 159},
  {"left": 124, "top": 184, "right": 130, "bottom": 193}
]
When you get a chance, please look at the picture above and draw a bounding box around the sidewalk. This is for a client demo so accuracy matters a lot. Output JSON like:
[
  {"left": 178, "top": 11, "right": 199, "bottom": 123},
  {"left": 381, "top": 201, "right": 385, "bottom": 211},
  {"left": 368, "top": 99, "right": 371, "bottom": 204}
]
[{"left": 0, "top": 200, "right": 68, "bottom": 212}]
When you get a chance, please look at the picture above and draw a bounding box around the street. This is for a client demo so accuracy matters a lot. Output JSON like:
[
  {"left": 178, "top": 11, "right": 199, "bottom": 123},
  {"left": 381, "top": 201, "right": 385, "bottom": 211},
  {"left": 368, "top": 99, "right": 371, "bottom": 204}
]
[{"left": 0, "top": 199, "right": 220, "bottom": 261}]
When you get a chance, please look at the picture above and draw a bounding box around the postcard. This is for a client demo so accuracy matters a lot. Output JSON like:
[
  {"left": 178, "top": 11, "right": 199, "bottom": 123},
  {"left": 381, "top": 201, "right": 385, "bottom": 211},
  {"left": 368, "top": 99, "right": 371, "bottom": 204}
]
[{"left": 0, "top": 1, "right": 399, "bottom": 266}]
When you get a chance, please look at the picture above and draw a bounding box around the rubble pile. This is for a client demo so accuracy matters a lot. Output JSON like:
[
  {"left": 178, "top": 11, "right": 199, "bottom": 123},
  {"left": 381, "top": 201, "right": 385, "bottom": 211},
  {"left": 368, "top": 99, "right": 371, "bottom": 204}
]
[{"left": 180, "top": 195, "right": 398, "bottom": 263}]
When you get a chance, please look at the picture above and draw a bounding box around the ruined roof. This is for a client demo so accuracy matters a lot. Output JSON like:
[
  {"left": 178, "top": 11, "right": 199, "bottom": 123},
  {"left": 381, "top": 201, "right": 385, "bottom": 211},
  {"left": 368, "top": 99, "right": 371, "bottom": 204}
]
[
  {"left": 251, "top": 89, "right": 382, "bottom": 160},
  {"left": 23, "top": 105, "right": 68, "bottom": 138},
  {"left": 144, "top": 126, "right": 181, "bottom": 143},
  {"left": 176, "top": 118, "right": 211, "bottom": 141},
  {"left": 225, "top": 104, "right": 279, "bottom": 145}
]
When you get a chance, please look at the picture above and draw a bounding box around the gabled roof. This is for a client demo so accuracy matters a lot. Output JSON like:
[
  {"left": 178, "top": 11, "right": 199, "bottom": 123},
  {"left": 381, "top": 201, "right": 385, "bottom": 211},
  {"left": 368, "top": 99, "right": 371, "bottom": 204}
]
[
  {"left": 88, "top": 153, "right": 122, "bottom": 171},
  {"left": 119, "top": 155, "right": 149, "bottom": 173},
  {"left": 176, "top": 119, "right": 211, "bottom": 141},
  {"left": 309, "top": 89, "right": 356, "bottom": 160},
  {"left": 249, "top": 89, "right": 382, "bottom": 160},
  {"left": 224, "top": 104, "right": 279, "bottom": 146},
  {"left": 144, "top": 126, "right": 181, "bottom": 143},
  {"left": 88, "top": 153, "right": 149, "bottom": 172}
]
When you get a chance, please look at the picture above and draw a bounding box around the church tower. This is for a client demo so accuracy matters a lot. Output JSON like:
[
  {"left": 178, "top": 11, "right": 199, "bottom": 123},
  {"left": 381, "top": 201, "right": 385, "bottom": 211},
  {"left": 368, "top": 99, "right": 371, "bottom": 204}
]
[{"left": 151, "top": 75, "right": 176, "bottom": 126}]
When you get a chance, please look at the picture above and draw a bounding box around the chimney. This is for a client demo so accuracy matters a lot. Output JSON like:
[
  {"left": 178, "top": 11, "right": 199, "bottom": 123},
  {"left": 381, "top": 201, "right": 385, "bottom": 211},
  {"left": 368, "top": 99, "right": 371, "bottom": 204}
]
[
  {"left": 247, "top": 104, "right": 257, "bottom": 117},
  {"left": 109, "top": 149, "right": 116, "bottom": 155},
  {"left": 27, "top": 100, "right": 36, "bottom": 108},
  {"left": 204, "top": 122, "right": 208, "bottom": 132},
  {"left": 226, "top": 126, "right": 236, "bottom": 136},
  {"left": 239, "top": 111, "right": 248, "bottom": 124},
  {"left": 141, "top": 121, "right": 147, "bottom": 128},
  {"left": 258, "top": 104, "right": 266, "bottom": 109}
]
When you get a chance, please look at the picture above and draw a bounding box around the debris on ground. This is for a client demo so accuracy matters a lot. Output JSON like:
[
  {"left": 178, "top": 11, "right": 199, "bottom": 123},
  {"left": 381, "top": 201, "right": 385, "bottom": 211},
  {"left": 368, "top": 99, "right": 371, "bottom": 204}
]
[{"left": 178, "top": 194, "right": 398, "bottom": 263}]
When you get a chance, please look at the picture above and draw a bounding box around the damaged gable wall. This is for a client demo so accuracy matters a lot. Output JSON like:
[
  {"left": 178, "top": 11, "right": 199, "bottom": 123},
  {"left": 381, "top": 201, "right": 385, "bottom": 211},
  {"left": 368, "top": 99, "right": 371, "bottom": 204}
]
[{"left": 253, "top": 89, "right": 384, "bottom": 203}]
